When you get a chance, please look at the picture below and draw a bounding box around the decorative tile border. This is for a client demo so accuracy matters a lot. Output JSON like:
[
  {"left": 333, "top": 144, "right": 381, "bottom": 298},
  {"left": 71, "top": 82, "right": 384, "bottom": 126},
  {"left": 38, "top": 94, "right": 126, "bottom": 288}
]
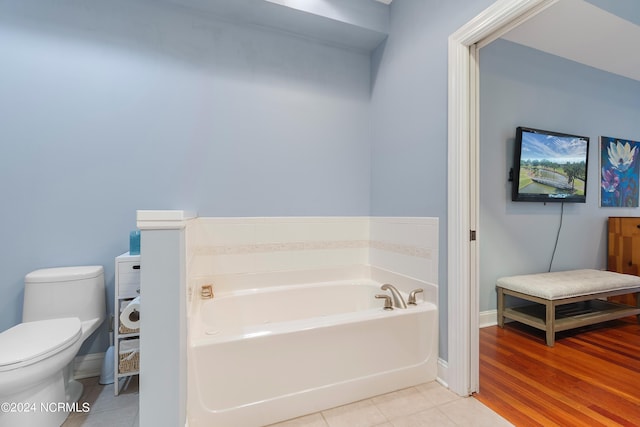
[
  {"left": 192, "top": 240, "right": 367, "bottom": 255},
  {"left": 370, "top": 240, "right": 432, "bottom": 259},
  {"left": 192, "top": 240, "right": 432, "bottom": 259}
]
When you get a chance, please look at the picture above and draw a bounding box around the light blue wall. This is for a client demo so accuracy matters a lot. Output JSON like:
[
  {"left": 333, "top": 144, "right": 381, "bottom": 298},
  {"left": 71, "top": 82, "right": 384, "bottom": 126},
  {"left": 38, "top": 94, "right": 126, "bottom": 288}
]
[
  {"left": 0, "top": 0, "right": 371, "bottom": 354},
  {"left": 5, "top": 0, "right": 636, "bottom": 367},
  {"left": 479, "top": 39, "right": 640, "bottom": 312},
  {"left": 585, "top": 0, "right": 640, "bottom": 26},
  {"left": 370, "top": 0, "right": 495, "bottom": 361}
]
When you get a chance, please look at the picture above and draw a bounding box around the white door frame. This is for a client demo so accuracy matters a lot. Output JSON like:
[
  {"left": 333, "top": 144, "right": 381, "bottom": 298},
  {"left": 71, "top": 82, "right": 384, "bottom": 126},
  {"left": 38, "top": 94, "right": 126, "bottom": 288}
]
[{"left": 447, "top": 0, "right": 559, "bottom": 396}]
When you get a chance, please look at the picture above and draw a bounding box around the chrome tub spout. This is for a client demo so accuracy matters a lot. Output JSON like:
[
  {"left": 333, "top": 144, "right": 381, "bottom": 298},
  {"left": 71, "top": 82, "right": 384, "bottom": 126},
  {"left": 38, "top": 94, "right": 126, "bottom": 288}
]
[{"left": 380, "top": 284, "right": 407, "bottom": 309}]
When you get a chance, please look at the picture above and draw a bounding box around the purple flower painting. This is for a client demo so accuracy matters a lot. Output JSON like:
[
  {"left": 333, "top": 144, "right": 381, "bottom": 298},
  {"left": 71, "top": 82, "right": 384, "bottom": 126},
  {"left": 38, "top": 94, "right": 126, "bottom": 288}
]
[{"left": 600, "top": 136, "right": 640, "bottom": 207}]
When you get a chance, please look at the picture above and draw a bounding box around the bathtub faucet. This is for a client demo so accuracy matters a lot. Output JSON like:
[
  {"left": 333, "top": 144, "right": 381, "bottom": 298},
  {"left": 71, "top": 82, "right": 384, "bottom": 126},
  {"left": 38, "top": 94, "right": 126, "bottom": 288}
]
[
  {"left": 408, "top": 288, "right": 424, "bottom": 305},
  {"left": 380, "top": 284, "right": 407, "bottom": 309}
]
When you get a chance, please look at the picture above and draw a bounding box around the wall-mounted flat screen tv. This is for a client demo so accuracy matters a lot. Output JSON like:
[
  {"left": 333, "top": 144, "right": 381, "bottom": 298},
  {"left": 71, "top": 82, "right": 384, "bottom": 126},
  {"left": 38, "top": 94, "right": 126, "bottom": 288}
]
[{"left": 512, "top": 126, "right": 590, "bottom": 203}]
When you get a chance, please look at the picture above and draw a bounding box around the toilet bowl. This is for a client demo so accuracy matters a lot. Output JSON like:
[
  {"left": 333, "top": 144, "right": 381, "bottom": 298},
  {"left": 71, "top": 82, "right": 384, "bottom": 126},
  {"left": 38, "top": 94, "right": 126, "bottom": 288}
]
[
  {"left": 0, "top": 318, "right": 82, "bottom": 427},
  {"left": 0, "top": 266, "right": 105, "bottom": 427}
]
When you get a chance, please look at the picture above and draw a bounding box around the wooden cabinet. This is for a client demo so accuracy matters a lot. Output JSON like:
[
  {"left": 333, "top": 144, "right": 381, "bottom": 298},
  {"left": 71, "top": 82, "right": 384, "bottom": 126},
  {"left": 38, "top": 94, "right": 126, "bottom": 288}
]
[{"left": 608, "top": 217, "right": 640, "bottom": 306}]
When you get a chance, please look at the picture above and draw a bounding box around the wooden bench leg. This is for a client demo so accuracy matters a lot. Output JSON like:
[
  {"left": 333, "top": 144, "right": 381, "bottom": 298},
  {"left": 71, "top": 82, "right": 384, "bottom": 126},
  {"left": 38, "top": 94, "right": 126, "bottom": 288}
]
[
  {"left": 497, "top": 287, "right": 505, "bottom": 328},
  {"left": 545, "top": 300, "right": 555, "bottom": 347}
]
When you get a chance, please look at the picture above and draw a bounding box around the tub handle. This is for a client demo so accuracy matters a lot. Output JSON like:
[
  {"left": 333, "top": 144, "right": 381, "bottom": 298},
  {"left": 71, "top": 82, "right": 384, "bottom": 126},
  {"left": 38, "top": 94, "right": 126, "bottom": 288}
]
[
  {"left": 375, "top": 294, "right": 393, "bottom": 310},
  {"left": 408, "top": 288, "right": 424, "bottom": 305}
]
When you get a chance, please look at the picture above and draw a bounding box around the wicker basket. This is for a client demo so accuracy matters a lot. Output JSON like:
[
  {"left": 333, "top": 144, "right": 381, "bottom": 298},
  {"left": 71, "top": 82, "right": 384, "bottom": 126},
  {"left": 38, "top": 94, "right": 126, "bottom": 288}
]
[
  {"left": 119, "top": 298, "right": 140, "bottom": 334},
  {"left": 118, "top": 339, "right": 139, "bottom": 374},
  {"left": 119, "top": 324, "right": 139, "bottom": 334}
]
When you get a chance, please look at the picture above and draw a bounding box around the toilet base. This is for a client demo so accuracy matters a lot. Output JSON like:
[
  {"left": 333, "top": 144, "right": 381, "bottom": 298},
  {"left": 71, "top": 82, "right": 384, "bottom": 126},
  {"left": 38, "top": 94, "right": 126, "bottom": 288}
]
[
  {"left": 62, "top": 363, "right": 84, "bottom": 404},
  {"left": 66, "top": 380, "right": 83, "bottom": 404},
  {"left": 0, "top": 372, "right": 68, "bottom": 427}
]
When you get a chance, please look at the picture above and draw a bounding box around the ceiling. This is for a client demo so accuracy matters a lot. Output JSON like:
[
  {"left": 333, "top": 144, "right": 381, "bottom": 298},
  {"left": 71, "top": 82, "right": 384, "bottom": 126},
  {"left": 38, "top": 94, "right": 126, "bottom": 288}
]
[{"left": 501, "top": 0, "right": 640, "bottom": 82}]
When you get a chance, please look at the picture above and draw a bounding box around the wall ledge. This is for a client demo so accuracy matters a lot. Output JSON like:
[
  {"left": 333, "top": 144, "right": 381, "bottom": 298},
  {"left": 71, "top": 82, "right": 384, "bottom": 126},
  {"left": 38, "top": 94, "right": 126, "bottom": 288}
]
[{"left": 137, "top": 210, "right": 197, "bottom": 230}]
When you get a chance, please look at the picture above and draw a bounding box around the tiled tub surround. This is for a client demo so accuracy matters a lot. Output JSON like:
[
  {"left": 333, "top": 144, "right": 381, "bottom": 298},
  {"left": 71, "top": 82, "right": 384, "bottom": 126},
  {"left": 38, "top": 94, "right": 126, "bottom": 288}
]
[
  {"left": 185, "top": 216, "right": 438, "bottom": 304},
  {"left": 184, "top": 216, "right": 439, "bottom": 426}
]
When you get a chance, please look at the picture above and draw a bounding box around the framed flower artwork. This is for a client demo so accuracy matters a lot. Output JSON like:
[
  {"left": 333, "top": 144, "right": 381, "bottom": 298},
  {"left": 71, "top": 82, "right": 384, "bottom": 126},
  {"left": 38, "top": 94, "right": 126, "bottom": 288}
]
[{"left": 600, "top": 136, "right": 640, "bottom": 207}]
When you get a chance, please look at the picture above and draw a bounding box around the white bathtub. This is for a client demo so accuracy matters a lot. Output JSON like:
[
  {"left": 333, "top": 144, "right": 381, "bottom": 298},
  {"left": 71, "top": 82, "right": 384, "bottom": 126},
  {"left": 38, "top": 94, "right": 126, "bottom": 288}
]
[{"left": 187, "top": 280, "right": 438, "bottom": 427}]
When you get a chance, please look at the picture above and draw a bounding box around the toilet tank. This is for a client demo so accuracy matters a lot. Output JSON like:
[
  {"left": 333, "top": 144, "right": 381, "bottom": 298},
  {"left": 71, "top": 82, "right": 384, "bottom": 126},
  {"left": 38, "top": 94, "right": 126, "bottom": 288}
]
[{"left": 22, "top": 266, "right": 106, "bottom": 326}]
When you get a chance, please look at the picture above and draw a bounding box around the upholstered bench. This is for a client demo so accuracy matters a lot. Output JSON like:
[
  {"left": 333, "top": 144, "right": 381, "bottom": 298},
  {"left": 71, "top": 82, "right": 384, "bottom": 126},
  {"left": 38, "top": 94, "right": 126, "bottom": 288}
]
[{"left": 496, "top": 269, "right": 640, "bottom": 346}]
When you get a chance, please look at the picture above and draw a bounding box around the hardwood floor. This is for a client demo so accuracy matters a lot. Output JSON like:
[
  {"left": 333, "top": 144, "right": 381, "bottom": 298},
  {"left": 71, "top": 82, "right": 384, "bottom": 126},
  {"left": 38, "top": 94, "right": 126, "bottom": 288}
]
[{"left": 474, "top": 317, "right": 640, "bottom": 427}]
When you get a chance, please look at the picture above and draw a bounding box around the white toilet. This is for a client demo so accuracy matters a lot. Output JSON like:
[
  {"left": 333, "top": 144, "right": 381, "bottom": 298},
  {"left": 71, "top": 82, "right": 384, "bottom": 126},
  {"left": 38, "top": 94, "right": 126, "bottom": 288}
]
[{"left": 0, "top": 266, "right": 105, "bottom": 427}]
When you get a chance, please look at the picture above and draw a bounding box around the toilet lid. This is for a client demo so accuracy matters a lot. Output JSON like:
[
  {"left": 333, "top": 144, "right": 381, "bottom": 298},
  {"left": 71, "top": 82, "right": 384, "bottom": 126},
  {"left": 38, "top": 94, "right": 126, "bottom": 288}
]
[{"left": 0, "top": 318, "right": 82, "bottom": 371}]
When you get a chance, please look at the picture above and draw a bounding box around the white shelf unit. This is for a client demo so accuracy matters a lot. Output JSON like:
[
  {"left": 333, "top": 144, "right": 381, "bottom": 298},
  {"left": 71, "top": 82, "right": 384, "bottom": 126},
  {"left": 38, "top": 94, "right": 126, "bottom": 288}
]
[{"left": 114, "top": 252, "right": 140, "bottom": 396}]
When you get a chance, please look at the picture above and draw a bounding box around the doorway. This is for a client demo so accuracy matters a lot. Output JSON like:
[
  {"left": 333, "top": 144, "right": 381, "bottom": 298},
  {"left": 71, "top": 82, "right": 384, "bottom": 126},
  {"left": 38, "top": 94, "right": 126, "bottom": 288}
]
[{"left": 446, "top": 0, "right": 560, "bottom": 396}]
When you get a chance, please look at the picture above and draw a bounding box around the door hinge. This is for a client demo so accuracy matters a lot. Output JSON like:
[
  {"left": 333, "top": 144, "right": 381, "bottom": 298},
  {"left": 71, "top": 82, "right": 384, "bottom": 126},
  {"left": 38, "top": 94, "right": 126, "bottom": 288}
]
[{"left": 470, "top": 230, "right": 477, "bottom": 241}]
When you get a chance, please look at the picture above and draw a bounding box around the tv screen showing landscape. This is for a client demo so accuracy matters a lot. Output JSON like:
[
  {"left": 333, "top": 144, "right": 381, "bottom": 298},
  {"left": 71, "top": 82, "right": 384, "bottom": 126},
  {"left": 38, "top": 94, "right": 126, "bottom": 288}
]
[{"left": 512, "top": 127, "right": 589, "bottom": 203}]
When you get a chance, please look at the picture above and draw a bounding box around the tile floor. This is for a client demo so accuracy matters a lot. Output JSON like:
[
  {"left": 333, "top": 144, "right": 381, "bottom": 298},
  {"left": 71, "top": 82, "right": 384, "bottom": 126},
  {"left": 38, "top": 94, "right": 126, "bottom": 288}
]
[
  {"left": 60, "top": 378, "right": 511, "bottom": 427},
  {"left": 266, "top": 382, "right": 512, "bottom": 427},
  {"left": 61, "top": 376, "right": 139, "bottom": 427}
]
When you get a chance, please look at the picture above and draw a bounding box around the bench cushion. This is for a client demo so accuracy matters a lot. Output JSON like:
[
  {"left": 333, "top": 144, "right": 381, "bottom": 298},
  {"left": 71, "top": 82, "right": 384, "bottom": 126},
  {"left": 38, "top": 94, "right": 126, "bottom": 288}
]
[{"left": 496, "top": 269, "right": 640, "bottom": 300}]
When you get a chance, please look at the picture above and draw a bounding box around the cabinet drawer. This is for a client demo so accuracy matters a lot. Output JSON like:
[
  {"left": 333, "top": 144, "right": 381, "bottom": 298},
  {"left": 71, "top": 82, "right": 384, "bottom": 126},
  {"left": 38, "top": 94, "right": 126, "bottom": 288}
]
[
  {"left": 118, "top": 261, "right": 140, "bottom": 296},
  {"left": 119, "top": 260, "right": 141, "bottom": 275},
  {"left": 119, "top": 280, "right": 140, "bottom": 297}
]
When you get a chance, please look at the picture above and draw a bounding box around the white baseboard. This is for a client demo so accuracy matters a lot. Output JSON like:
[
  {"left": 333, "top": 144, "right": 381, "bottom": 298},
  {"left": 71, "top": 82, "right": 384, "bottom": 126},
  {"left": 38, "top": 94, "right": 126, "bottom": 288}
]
[
  {"left": 479, "top": 309, "right": 497, "bottom": 328},
  {"left": 478, "top": 309, "right": 515, "bottom": 328},
  {"left": 436, "top": 357, "right": 448, "bottom": 388},
  {"left": 73, "top": 352, "right": 105, "bottom": 379}
]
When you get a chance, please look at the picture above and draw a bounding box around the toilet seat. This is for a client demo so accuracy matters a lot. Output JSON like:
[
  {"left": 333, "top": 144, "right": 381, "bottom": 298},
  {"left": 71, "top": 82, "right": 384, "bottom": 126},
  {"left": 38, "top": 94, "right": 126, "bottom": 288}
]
[{"left": 0, "top": 318, "right": 82, "bottom": 372}]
